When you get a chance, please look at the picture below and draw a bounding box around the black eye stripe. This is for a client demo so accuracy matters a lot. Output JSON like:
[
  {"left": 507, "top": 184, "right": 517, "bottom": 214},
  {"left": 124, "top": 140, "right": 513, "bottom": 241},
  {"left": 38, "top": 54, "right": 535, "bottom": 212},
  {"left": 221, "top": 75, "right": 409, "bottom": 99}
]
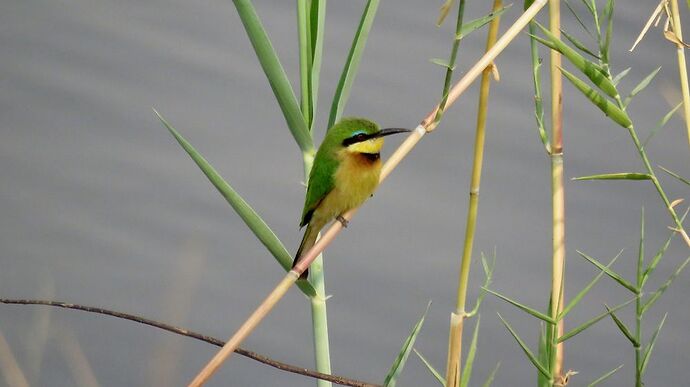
[{"left": 342, "top": 132, "right": 373, "bottom": 146}]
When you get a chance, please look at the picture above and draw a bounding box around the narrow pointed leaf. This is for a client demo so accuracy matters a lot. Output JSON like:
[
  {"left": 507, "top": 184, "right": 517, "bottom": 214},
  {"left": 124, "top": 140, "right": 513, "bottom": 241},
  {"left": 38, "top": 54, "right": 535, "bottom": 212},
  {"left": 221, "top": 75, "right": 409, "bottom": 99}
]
[
  {"left": 468, "top": 253, "right": 496, "bottom": 317},
  {"left": 640, "top": 314, "right": 668, "bottom": 375},
  {"left": 643, "top": 217, "right": 683, "bottom": 287},
  {"left": 642, "top": 255, "right": 690, "bottom": 315},
  {"left": 309, "top": 0, "right": 326, "bottom": 130},
  {"left": 482, "top": 362, "right": 501, "bottom": 387},
  {"left": 297, "top": 0, "right": 311, "bottom": 126},
  {"left": 497, "top": 313, "right": 550, "bottom": 378},
  {"left": 233, "top": 0, "right": 312, "bottom": 152},
  {"left": 460, "top": 315, "right": 481, "bottom": 387},
  {"left": 528, "top": 21, "right": 550, "bottom": 153},
  {"left": 155, "top": 110, "right": 316, "bottom": 297},
  {"left": 537, "top": 323, "right": 551, "bottom": 387},
  {"left": 624, "top": 67, "right": 661, "bottom": 107},
  {"left": 558, "top": 297, "right": 636, "bottom": 343},
  {"left": 559, "top": 251, "right": 622, "bottom": 320},
  {"left": 643, "top": 102, "right": 684, "bottom": 147},
  {"left": 561, "top": 29, "right": 599, "bottom": 59},
  {"left": 600, "top": 0, "right": 614, "bottom": 64},
  {"left": 328, "top": 0, "right": 380, "bottom": 128},
  {"left": 605, "top": 304, "right": 638, "bottom": 346},
  {"left": 563, "top": 0, "right": 594, "bottom": 37},
  {"left": 560, "top": 66, "right": 632, "bottom": 128},
  {"left": 430, "top": 58, "right": 456, "bottom": 70},
  {"left": 659, "top": 165, "right": 690, "bottom": 187},
  {"left": 383, "top": 302, "right": 431, "bottom": 387},
  {"left": 588, "top": 364, "right": 624, "bottom": 386},
  {"left": 612, "top": 67, "right": 631, "bottom": 85},
  {"left": 534, "top": 22, "right": 618, "bottom": 99},
  {"left": 483, "top": 287, "right": 555, "bottom": 323},
  {"left": 413, "top": 349, "right": 445, "bottom": 386},
  {"left": 577, "top": 250, "right": 638, "bottom": 294},
  {"left": 573, "top": 172, "right": 652, "bottom": 181},
  {"left": 455, "top": 4, "right": 512, "bottom": 41},
  {"left": 581, "top": 0, "right": 598, "bottom": 28}
]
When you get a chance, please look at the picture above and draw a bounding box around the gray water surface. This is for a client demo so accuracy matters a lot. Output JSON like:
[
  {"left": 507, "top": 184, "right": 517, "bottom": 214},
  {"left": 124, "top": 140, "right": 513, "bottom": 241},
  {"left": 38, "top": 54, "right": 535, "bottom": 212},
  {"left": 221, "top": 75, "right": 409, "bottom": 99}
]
[{"left": 2, "top": 1, "right": 689, "bottom": 386}]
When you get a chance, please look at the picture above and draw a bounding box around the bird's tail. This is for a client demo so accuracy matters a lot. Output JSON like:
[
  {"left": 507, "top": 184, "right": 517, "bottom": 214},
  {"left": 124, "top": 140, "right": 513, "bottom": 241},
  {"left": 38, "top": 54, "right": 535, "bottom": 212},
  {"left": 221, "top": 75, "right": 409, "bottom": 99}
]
[{"left": 293, "top": 224, "right": 319, "bottom": 280}]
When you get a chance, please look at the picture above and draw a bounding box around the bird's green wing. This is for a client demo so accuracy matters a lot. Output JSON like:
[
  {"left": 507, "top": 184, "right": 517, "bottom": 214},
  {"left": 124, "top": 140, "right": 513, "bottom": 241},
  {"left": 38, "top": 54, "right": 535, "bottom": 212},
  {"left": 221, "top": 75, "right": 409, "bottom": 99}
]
[{"left": 300, "top": 150, "right": 338, "bottom": 227}]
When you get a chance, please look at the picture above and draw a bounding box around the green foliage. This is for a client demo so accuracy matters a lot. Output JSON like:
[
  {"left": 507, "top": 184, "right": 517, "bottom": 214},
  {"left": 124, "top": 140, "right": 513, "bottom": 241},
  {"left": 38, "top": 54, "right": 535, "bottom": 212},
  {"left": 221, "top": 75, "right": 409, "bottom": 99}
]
[
  {"left": 460, "top": 315, "right": 481, "bottom": 387},
  {"left": 413, "top": 349, "right": 445, "bottom": 386},
  {"left": 587, "top": 364, "right": 624, "bottom": 386},
  {"left": 559, "top": 66, "right": 631, "bottom": 128},
  {"left": 624, "top": 67, "right": 661, "bottom": 107},
  {"left": 155, "top": 110, "right": 317, "bottom": 297},
  {"left": 643, "top": 103, "right": 684, "bottom": 146},
  {"left": 328, "top": 0, "right": 381, "bottom": 128},
  {"left": 383, "top": 302, "right": 431, "bottom": 387},
  {"left": 455, "top": 5, "right": 512, "bottom": 41},
  {"left": 232, "top": 0, "right": 313, "bottom": 152},
  {"left": 573, "top": 172, "right": 652, "bottom": 181},
  {"left": 497, "top": 313, "right": 550, "bottom": 378}
]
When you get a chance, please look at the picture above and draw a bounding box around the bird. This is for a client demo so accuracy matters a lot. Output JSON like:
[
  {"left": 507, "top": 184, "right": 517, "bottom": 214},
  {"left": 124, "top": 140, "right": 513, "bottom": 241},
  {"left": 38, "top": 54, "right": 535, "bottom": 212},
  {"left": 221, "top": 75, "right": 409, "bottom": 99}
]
[{"left": 293, "top": 117, "right": 410, "bottom": 279}]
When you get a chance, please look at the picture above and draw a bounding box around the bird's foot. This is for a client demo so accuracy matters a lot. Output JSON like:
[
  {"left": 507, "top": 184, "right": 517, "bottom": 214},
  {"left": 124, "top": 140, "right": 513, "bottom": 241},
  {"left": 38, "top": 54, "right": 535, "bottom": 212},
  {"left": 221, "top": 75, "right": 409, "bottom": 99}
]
[{"left": 336, "top": 215, "right": 349, "bottom": 228}]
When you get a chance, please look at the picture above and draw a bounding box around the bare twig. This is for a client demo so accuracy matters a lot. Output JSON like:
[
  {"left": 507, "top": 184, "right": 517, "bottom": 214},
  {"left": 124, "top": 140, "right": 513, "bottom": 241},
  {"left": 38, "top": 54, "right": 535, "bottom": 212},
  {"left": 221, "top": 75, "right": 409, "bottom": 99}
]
[{"left": 0, "top": 298, "right": 379, "bottom": 387}]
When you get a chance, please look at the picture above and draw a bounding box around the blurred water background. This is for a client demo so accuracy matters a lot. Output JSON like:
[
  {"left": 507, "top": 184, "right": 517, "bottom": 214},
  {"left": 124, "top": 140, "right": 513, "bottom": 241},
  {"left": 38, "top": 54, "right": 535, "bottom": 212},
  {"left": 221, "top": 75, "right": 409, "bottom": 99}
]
[{"left": 2, "top": 1, "right": 690, "bottom": 385}]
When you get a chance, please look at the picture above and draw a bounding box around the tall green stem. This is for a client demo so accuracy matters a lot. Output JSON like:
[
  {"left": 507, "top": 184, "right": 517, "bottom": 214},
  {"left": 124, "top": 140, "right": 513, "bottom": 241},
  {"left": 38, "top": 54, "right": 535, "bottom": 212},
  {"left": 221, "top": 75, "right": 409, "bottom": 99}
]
[
  {"left": 668, "top": 0, "right": 690, "bottom": 152},
  {"left": 302, "top": 152, "right": 333, "bottom": 387},
  {"left": 433, "top": 0, "right": 466, "bottom": 125},
  {"left": 444, "top": 1, "right": 501, "bottom": 386}
]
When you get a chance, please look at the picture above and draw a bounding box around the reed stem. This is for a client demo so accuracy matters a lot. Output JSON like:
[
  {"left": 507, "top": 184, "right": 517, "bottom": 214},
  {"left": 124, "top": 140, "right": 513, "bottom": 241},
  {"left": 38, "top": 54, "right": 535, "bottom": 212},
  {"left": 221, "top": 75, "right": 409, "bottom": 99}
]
[
  {"left": 548, "top": 0, "right": 566, "bottom": 383},
  {"left": 303, "top": 155, "right": 333, "bottom": 387},
  {"left": 444, "top": 1, "right": 502, "bottom": 386},
  {"left": 668, "top": 0, "right": 690, "bottom": 151}
]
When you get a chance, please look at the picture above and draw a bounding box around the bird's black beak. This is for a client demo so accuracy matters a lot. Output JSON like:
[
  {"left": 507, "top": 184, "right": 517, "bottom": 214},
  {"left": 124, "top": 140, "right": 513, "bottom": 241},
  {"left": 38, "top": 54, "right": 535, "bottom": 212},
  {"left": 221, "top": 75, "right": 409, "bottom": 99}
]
[
  {"left": 343, "top": 128, "right": 411, "bottom": 147},
  {"left": 373, "top": 128, "right": 412, "bottom": 138}
]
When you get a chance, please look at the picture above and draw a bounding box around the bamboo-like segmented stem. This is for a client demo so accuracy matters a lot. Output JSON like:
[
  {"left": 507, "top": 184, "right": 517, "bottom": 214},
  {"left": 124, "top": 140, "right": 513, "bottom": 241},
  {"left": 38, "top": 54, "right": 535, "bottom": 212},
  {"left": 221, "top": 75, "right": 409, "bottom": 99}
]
[
  {"left": 548, "top": 0, "right": 565, "bottom": 382},
  {"left": 668, "top": 0, "right": 690, "bottom": 151},
  {"left": 444, "top": 1, "right": 502, "bottom": 386},
  {"left": 422, "top": 0, "right": 548, "bottom": 130},
  {"left": 187, "top": 3, "right": 548, "bottom": 384},
  {"left": 433, "top": 0, "right": 466, "bottom": 125}
]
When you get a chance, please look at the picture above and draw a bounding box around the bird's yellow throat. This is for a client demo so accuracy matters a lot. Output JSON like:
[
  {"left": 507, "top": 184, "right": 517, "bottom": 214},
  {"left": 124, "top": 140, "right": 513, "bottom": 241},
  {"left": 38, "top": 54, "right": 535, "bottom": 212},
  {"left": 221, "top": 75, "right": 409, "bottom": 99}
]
[{"left": 344, "top": 137, "right": 384, "bottom": 155}]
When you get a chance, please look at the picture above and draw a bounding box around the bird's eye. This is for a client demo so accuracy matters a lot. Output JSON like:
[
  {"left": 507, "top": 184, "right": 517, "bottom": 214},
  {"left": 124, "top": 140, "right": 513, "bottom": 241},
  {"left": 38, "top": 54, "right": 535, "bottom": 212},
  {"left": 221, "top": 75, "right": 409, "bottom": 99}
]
[{"left": 354, "top": 133, "right": 367, "bottom": 141}]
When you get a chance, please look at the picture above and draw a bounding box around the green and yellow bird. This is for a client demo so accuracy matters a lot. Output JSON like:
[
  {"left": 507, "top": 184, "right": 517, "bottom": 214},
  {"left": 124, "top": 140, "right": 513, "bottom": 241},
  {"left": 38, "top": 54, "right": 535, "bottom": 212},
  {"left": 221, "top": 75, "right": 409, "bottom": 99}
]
[{"left": 293, "top": 117, "right": 410, "bottom": 278}]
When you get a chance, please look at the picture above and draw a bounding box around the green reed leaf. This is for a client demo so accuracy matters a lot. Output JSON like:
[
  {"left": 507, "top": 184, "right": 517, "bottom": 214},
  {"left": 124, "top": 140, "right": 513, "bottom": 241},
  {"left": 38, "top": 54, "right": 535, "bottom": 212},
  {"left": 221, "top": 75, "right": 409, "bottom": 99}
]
[
  {"left": 233, "top": 0, "right": 312, "bottom": 152},
  {"left": 573, "top": 172, "right": 652, "bottom": 181},
  {"left": 384, "top": 302, "right": 431, "bottom": 386},
  {"left": 560, "top": 66, "right": 632, "bottom": 128},
  {"left": 155, "top": 110, "right": 316, "bottom": 297},
  {"left": 498, "top": 313, "right": 550, "bottom": 378},
  {"left": 577, "top": 250, "right": 638, "bottom": 294},
  {"left": 328, "top": 0, "right": 381, "bottom": 128},
  {"left": 413, "top": 349, "right": 445, "bottom": 386}
]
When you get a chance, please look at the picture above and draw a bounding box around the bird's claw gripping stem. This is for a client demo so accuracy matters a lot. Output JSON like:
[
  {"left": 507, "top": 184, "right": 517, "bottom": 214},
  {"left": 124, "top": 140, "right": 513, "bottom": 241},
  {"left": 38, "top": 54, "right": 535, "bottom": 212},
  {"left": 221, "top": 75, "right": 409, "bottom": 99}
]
[{"left": 336, "top": 215, "right": 349, "bottom": 228}]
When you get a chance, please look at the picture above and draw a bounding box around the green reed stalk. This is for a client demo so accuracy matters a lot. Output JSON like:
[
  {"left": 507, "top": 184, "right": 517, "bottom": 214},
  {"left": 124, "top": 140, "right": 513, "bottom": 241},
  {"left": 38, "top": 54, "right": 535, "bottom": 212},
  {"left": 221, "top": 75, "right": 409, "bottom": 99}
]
[
  {"left": 444, "top": 1, "right": 502, "bottom": 386},
  {"left": 547, "top": 0, "right": 566, "bottom": 384},
  {"left": 668, "top": 0, "right": 690, "bottom": 151},
  {"left": 302, "top": 153, "right": 333, "bottom": 387}
]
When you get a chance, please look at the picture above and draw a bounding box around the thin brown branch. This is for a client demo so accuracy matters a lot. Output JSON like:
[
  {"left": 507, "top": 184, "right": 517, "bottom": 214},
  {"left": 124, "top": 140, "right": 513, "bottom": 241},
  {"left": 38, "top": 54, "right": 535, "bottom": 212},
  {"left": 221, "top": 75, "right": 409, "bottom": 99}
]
[{"left": 0, "top": 298, "right": 379, "bottom": 387}]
